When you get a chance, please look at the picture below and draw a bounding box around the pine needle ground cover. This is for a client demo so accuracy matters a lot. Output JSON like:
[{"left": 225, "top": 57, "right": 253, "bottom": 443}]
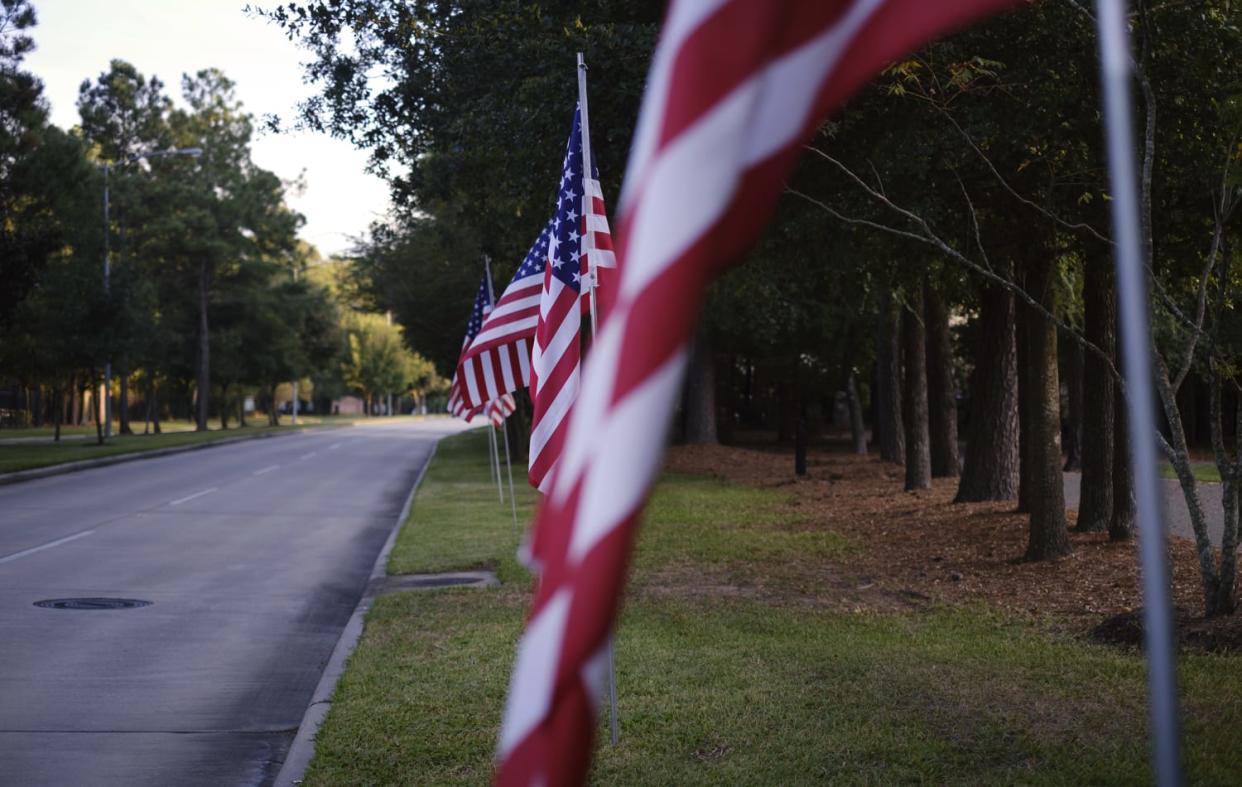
[{"left": 304, "top": 430, "right": 1242, "bottom": 785}]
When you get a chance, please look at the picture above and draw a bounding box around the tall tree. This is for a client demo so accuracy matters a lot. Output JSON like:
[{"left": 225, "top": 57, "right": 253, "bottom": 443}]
[
  {"left": 1021, "top": 252, "right": 1071, "bottom": 561},
  {"left": 955, "top": 273, "right": 1019, "bottom": 501},
  {"left": 875, "top": 289, "right": 905, "bottom": 464},
  {"left": 1076, "top": 249, "right": 1116, "bottom": 531},
  {"left": 902, "top": 289, "right": 931, "bottom": 490},
  {"left": 924, "top": 276, "right": 959, "bottom": 477}
]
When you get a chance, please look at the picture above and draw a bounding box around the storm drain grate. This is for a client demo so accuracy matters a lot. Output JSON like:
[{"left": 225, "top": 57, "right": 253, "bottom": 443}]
[{"left": 34, "top": 598, "right": 152, "bottom": 611}]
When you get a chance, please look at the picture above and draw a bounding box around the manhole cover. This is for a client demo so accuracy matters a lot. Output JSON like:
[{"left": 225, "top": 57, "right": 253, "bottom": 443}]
[{"left": 34, "top": 598, "right": 152, "bottom": 611}]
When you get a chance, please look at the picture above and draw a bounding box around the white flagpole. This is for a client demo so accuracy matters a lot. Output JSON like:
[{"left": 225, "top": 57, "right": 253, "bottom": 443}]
[
  {"left": 1095, "top": 3, "right": 1182, "bottom": 784},
  {"left": 502, "top": 418, "right": 520, "bottom": 542},
  {"left": 577, "top": 50, "right": 620, "bottom": 749},
  {"left": 481, "top": 255, "right": 507, "bottom": 506},
  {"left": 489, "top": 421, "right": 504, "bottom": 504}
]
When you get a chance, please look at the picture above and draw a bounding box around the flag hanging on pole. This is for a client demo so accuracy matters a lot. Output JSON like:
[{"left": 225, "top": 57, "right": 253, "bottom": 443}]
[
  {"left": 496, "top": 2, "right": 1020, "bottom": 785},
  {"left": 528, "top": 105, "right": 609, "bottom": 493},
  {"left": 447, "top": 273, "right": 494, "bottom": 422},
  {"left": 488, "top": 393, "right": 518, "bottom": 428},
  {"left": 456, "top": 223, "right": 553, "bottom": 411}
]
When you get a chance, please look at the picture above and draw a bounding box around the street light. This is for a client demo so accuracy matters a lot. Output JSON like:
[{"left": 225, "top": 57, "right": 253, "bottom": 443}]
[{"left": 102, "top": 147, "right": 203, "bottom": 439}]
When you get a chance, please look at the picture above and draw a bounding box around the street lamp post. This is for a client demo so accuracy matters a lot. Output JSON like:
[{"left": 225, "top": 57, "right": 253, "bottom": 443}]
[{"left": 102, "top": 147, "right": 202, "bottom": 439}]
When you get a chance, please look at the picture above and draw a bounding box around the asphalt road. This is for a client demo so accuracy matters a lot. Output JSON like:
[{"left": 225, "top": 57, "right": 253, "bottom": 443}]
[
  {"left": 0, "top": 418, "right": 469, "bottom": 787},
  {"left": 1063, "top": 471, "right": 1232, "bottom": 548}
]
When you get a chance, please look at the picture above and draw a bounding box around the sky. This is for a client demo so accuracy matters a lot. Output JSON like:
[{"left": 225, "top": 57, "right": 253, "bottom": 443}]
[{"left": 23, "top": 0, "right": 392, "bottom": 258}]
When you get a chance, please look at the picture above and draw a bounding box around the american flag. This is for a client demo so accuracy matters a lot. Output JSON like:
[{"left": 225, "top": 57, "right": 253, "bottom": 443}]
[
  {"left": 496, "top": 2, "right": 1019, "bottom": 785},
  {"left": 488, "top": 393, "right": 518, "bottom": 428},
  {"left": 528, "top": 105, "right": 606, "bottom": 492},
  {"left": 447, "top": 273, "right": 494, "bottom": 422},
  {"left": 455, "top": 223, "right": 552, "bottom": 412}
]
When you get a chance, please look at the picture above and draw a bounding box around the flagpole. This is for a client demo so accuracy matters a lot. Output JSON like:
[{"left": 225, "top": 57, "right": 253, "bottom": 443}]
[
  {"left": 577, "top": 50, "right": 620, "bottom": 748},
  {"left": 1095, "top": 3, "right": 1182, "bottom": 784},
  {"left": 502, "top": 419, "right": 520, "bottom": 543},
  {"left": 480, "top": 255, "right": 508, "bottom": 506}
]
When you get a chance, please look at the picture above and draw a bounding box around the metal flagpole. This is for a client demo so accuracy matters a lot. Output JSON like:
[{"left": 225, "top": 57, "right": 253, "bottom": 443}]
[
  {"left": 1095, "top": 3, "right": 1182, "bottom": 784},
  {"left": 502, "top": 419, "right": 520, "bottom": 542},
  {"left": 578, "top": 50, "right": 620, "bottom": 748},
  {"left": 482, "top": 256, "right": 508, "bottom": 508},
  {"left": 490, "top": 425, "right": 505, "bottom": 504}
]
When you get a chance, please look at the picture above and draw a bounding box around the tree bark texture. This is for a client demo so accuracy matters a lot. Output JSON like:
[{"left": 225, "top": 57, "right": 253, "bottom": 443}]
[
  {"left": 876, "top": 289, "right": 905, "bottom": 464},
  {"left": 196, "top": 261, "right": 211, "bottom": 432},
  {"left": 1016, "top": 282, "right": 1032, "bottom": 514},
  {"left": 956, "top": 276, "right": 1019, "bottom": 502},
  {"left": 1062, "top": 336, "right": 1083, "bottom": 472},
  {"left": 1077, "top": 252, "right": 1116, "bottom": 532},
  {"left": 91, "top": 374, "right": 104, "bottom": 446},
  {"left": 53, "top": 386, "right": 62, "bottom": 442},
  {"left": 924, "top": 278, "right": 959, "bottom": 477},
  {"left": 902, "top": 292, "right": 931, "bottom": 491},
  {"left": 1022, "top": 257, "right": 1071, "bottom": 561},
  {"left": 1110, "top": 359, "right": 1135, "bottom": 541},
  {"left": 119, "top": 366, "right": 133, "bottom": 435},
  {"left": 846, "top": 372, "right": 867, "bottom": 455},
  {"left": 684, "top": 331, "right": 718, "bottom": 445}
]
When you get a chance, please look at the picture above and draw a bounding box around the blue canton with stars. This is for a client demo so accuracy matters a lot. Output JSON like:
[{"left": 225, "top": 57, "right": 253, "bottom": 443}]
[
  {"left": 547, "top": 105, "right": 602, "bottom": 293},
  {"left": 464, "top": 274, "right": 491, "bottom": 342},
  {"left": 509, "top": 220, "right": 553, "bottom": 287}
]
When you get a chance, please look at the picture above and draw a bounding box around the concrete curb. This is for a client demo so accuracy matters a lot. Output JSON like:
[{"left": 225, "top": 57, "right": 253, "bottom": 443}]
[
  {"left": 0, "top": 427, "right": 330, "bottom": 487},
  {"left": 273, "top": 440, "right": 441, "bottom": 787}
]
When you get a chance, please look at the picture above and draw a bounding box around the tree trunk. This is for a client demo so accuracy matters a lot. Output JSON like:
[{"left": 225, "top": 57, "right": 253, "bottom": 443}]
[
  {"left": 143, "top": 379, "right": 153, "bottom": 435},
  {"left": 196, "top": 260, "right": 211, "bottom": 432},
  {"left": 91, "top": 374, "right": 104, "bottom": 446},
  {"left": 846, "top": 372, "right": 867, "bottom": 455},
  {"left": 684, "top": 331, "right": 718, "bottom": 445},
  {"left": 1077, "top": 251, "right": 1115, "bottom": 532},
  {"left": 1062, "top": 336, "right": 1083, "bottom": 471},
  {"left": 151, "top": 381, "right": 162, "bottom": 434},
  {"left": 956, "top": 273, "right": 1019, "bottom": 502},
  {"left": 1022, "top": 256, "right": 1072, "bottom": 561},
  {"left": 1016, "top": 276, "right": 1033, "bottom": 514},
  {"left": 902, "top": 291, "right": 931, "bottom": 491},
  {"left": 219, "top": 386, "right": 230, "bottom": 430},
  {"left": 119, "top": 365, "right": 133, "bottom": 435},
  {"left": 53, "top": 386, "right": 62, "bottom": 442},
  {"left": 70, "top": 374, "right": 80, "bottom": 426},
  {"left": 1110, "top": 378, "right": 1135, "bottom": 541},
  {"left": 924, "top": 278, "right": 959, "bottom": 477},
  {"left": 876, "top": 289, "right": 905, "bottom": 464},
  {"left": 270, "top": 383, "right": 281, "bottom": 426}
]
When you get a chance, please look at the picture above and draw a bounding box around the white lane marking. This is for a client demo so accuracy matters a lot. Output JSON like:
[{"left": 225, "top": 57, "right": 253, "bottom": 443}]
[
  {"left": 299, "top": 451, "right": 317, "bottom": 460},
  {"left": 253, "top": 464, "right": 281, "bottom": 476},
  {"left": 0, "top": 530, "right": 95, "bottom": 565},
  {"left": 169, "top": 488, "right": 218, "bottom": 506}
]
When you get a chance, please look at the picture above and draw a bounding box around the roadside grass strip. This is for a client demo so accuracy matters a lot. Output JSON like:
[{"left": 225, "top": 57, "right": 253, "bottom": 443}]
[
  {"left": 0, "top": 422, "right": 316, "bottom": 474},
  {"left": 304, "top": 430, "right": 1242, "bottom": 785}
]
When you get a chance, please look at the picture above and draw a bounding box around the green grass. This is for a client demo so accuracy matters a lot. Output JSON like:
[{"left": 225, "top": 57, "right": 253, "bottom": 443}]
[
  {"left": 1159, "top": 462, "right": 1222, "bottom": 483},
  {"left": 304, "top": 430, "right": 1242, "bottom": 786},
  {"left": 386, "top": 427, "right": 539, "bottom": 586},
  {"left": 0, "top": 421, "right": 319, "bottom": 474}
]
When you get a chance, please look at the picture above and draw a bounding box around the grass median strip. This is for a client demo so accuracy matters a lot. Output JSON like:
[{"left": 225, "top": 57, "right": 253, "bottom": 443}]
[
  {"left": 304, "top": 430, "right": 1242, "bottom": 785},
  {"left": 0, "top": 422, "right": 312, "bottom": 474}
]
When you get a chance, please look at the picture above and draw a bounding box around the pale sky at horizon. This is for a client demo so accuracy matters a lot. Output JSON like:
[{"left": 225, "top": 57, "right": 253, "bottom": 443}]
[{"left": 23, "top": 0, "right": 392, "bottom": 258}]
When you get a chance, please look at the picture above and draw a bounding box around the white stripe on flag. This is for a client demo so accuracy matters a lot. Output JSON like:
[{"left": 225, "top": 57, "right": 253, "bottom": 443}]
[
  {"left": 497, "top": 589, "right": 572, "bottom": 758},
  {"left": 568, "top": 347, "right": 687, "bottom": 562}
]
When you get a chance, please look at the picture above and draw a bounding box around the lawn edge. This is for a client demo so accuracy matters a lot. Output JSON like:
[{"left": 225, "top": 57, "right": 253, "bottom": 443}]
[
  {"left": 0, "top": 425, "right": 342, "bottom": 486},
  {"left": 273, "top": 438, "right": 441, "bottom": 787}
]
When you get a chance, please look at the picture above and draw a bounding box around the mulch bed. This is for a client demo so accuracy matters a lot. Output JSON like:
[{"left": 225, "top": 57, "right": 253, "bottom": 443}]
[{"left": 663, "top": 438, "right": 1242, "bottom": 652}]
